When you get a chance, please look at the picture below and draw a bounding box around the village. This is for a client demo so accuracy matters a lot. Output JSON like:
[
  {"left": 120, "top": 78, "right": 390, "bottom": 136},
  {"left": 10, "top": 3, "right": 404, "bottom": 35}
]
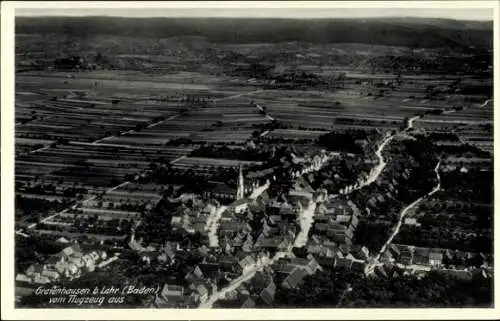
[
  {"left": 13, "top": 12, "right": 493, "bottom": 309},
  {"left": 15, "top": 132, "right": 492, "bottom": 308}
]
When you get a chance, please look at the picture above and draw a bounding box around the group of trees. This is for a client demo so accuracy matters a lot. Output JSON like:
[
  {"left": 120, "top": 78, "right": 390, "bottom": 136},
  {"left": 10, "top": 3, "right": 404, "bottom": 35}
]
[
  {"left": 16, "top": 195, "right": 71, "bottom": 222},
  {"left": 271, "top": 265, "right": 492, "bottom": 308},
  {"left": 189, "top": 145, "right": 272, "bottom": 162},
  {"left": 15, "top": 234, "right": 66, "bottom": 272},
  {"left": 395, "top": 224, "right": 492, "bottom": 254},
  {"left": 272, "top": 268, "right": 360, "bottom": 308},
  {"left": 135, "top": 197, "right": 206, "bottom": 247},
  {"left": 317, "top": 131, "right": 366, "bottom": 154},
  {"left": 395, "top": 166, "right": 493, "bottom": 253},
  {"left": 353, "top": 221, "right": 393, "bottom": 253},
  {"left": 342, "top": 271, "right": 492, "bottom": 308}
]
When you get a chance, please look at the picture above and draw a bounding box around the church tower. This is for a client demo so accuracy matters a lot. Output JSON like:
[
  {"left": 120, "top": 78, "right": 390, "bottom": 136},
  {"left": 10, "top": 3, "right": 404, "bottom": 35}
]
[{"left": 236, "top": 164, "right": 245, "bottom": 200}]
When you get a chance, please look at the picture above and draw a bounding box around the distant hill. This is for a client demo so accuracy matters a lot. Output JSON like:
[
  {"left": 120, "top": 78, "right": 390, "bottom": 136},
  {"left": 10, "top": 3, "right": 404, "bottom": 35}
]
[{"left": 16, "top": 16, "right": 493, "bottom": 50}]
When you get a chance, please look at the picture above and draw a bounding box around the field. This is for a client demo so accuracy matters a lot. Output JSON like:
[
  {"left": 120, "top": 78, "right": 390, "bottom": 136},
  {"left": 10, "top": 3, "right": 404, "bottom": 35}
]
[{"left": 15, "top": 63, "right": 492, "bottom": 228}]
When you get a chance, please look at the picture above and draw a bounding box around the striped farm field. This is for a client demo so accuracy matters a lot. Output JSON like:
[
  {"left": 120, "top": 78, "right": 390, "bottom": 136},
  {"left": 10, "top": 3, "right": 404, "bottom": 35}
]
[
  {"left": 172, "top": 157, "right": 263, "bottom": 172},
  {"left": 267, "top": 129, "right": 330, "bottom": 140}
]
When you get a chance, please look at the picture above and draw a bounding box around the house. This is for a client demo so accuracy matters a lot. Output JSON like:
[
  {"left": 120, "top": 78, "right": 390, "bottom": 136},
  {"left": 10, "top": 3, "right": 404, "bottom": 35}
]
[
  {"left": 412, "top": 248, "right": 430, "bottom": 266},
  {"left": 231, "top": 198, "right": 249, "bottom": 214},
  {"left": 204, "top": 181, "right": 239, "bottom": 201},
  {"left": 156, "top": 253, "right": 168, "bottom": 264},
  {"left": 155, "top": 284, "right": 188, "bottom": 308},
  {"left": 240, "top": 296, "right": 256, "bottom": 308},
  {"left": 163, "top": 242, "right": 177, "bottom": 260},
  {"left": 248, "top": 271, "right": 276, "bottom": 306},
  {"left": 374, "top": 265, "right": 389, "bottom": 278},
  {"left": 380, "top": 250, "right": 393, "bottom": 263},
  {"left": 57, "top": 244, "right": 82, "bottom": 259},
  {"left": 429, "top": 252, "right": 443, "bottom": 267},
  {"left": 161, "top": 284, "right": 184, "bottom": 301},
  {"left": 313, "top": 189, "right": 328, "bottom": 203},
  {"left": 281, "top": 267, "right": 309, "bottom": 289},
  {"left": 288, "top": 190, "right": 313, "bottom": 205},
  {"left": 15, "top": 273, "right": 32, "bottom": 284},
  {"left": 404, "top": 217, "right": 421, "bottom": 227},
  {"left": 198, "top": 263, "right": 221, "bottom": 279},
  {"left": 33, "top": 274, "right": 51, "bottom": 284},
  {"left": 254, "top": 236, "right": 282, "bottom": 251},
  {"left": 258, "top": 283, "right": 276, "bottom": 306},
  {"left": 238, "top": 255, "right": 256, "bottom": 273},
  {"left": 24, "top": 263, "right": 42, "bottom": 277},
  {"left": 185, "top": 266, "right": 205, "bottom": 283},
  {"left": 351, "top": 246, "right": 370, "bottom": 262},
  {"left": 315, "top": 255, "right": 337, "bottom": 268},
  {"left": 289, "top": 255, "right": 321, "bottom": 275},
  {"left": 388, "top": 244, "right": 401, "bottom": 259},
  {"left": 279, "top": 202, "right": 301, "bottom": 217},
  {"left": 41, "top": 269, "right": 60, "bottom": 280},
  {"left": 397, "top": 246, "right": 414, "bottom": 265},
  {"left": 336, "top": 257, "right": 353, "bottom": 270},
  {"left": 190, "top": 283, "right": 209, "bottom": 303},
  {"left": 219, "top": 256, "right": 242, "bottom": 274},
  {"left": 352, "top": 260, "right": 367, "bottom": 273}
]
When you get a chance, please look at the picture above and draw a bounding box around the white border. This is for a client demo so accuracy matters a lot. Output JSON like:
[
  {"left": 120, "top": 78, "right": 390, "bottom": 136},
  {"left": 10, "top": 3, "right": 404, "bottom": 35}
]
[{"left": 2, "top": 1, "right": 499, "bottom": 320}]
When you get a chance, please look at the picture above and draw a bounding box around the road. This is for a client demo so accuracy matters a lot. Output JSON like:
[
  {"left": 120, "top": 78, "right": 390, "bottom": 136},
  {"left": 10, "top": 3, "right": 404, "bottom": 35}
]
[
  {"left": 367, "top": 160, "right": 441, "bottom": 272},
  {"left": 405, "top": 116, "right": 420, "bottom": 131},
  {"left": 248, "top": 181, "right": 270, "bottom": 200},
  {"left": 206, "top": 205, "right": 227, "bottom": 248},
  {"left": 254, "top": 103, "right": 276, "bottom": 121},
  {"left": 339, "top": 115, "right": 421, "bottom": 196},
  {"left": 294, "top": 201, "right": 317, "bottom": 248},
  {"left": 353, "top": 134, "right": 395, "bottom": 192},
  {"left": 198, "top": 255, "right": 273, "bottom": 308},
  {"left": 212, "top": 89, "right": 264, "bottom": 103},
  {"left": 479, "top": 98, "right": 492, "bottom": 108}
]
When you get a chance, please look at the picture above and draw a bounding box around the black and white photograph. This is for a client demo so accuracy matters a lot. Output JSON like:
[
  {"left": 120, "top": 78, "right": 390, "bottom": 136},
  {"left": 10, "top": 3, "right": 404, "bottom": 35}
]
[{"left": 1, "top": 1, "right": 498, "bottom": 319}]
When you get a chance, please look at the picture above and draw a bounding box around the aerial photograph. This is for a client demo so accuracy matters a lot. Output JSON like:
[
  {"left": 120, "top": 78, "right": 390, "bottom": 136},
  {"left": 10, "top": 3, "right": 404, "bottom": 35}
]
[{"left": 12, "top": 4, "right": 494, "bottom": 310}]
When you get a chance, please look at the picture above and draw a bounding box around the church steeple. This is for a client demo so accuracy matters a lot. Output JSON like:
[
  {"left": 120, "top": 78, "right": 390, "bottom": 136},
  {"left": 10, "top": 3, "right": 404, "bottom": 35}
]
[{"left": 237, "top": 164, "right": 244, "bottom": 200}]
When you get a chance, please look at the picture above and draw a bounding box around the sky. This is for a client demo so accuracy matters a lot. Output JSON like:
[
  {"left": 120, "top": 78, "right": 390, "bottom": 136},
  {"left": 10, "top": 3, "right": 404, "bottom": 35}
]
[{"left": 15, "top": 7, "right": 493, "bottom": 21}]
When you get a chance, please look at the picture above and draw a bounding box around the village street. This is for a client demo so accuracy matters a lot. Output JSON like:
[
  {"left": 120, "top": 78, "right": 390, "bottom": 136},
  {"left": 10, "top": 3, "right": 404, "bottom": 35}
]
[
  {"left": 198, "top": 255, "right": 275, "bottom": 308},
  {"left": 294, "top": 201, "right": 317, "bottom": 248},
  {"left": 206, "top": 205, "right": 227, "bottom": 248},
  {"left": 366, "top": 160, "right": 442, "bottom": 274}
]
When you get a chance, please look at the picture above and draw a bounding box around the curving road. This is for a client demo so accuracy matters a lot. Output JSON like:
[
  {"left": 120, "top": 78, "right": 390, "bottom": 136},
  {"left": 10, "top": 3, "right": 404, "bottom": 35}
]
[
  {"left": 339, "top": 115, "right": 421, "bottom": 196},
  {"left": 367, "top": 160, "right": 441, "bottom": 272},
  {"left": 352, "top": 133, "right": 395, "bottom": 192}
]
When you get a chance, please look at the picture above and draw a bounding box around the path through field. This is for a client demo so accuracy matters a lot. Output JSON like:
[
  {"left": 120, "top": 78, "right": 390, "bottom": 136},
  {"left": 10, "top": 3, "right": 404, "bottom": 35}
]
[
  {"left": 26, "top": 181, "right": 130, "bottom": 230},
  {"left": 212, "top": 90, "right": 264, "bottom": 103}
]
